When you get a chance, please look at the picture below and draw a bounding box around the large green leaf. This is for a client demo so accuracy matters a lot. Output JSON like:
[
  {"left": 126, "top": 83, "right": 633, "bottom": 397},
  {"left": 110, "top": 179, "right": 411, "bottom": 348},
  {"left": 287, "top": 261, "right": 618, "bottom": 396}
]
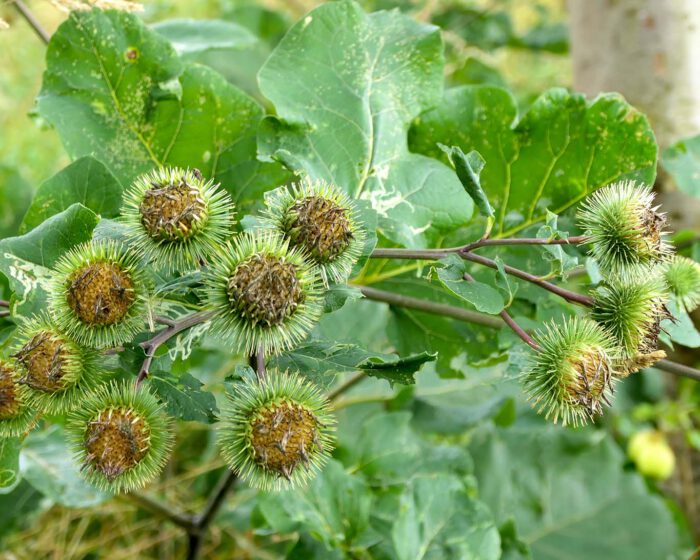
[
  {"left": 20, "top": 426, "right": 109, "bottom": 508},
  {"left": 21, "top": 156, "right": 123, "bottom": 232},
  {"left": 663, "top": 133, "right": 700, "bottom": 198},
  {"left": 36, "top": 9, "right": 286, "bottom": 208},
  {"left": 469, "top": 426, "right": 681, "bottom": 560},
  {"left": 151, "top": 18, "right": 257, "bottom": 56},
  {"left": 149, "top": 371, "right": 219, "bottom": 423},
  {"left": 0, "top": 166, "right": 33, "bottom": 238},
  {"left": 258, "top": 460, "right": 374, "bottom": 554},
  {"left": 258, "top": 0, "right": 473, "bottom": 247},
  {"left": 273, "top": 340, "right": 435, "bottom": 388},
  {"left": 409, "top": 85, "right": 657, "bottom": 236},
  {"left": 391, "top": 474, "right": 500, "bottom": 560},
  {"left": 0, "top": 437, "right": 20, "bottom": 490},
  {"left": 0, "top": 204, "right": 99, "bottom": 316}
]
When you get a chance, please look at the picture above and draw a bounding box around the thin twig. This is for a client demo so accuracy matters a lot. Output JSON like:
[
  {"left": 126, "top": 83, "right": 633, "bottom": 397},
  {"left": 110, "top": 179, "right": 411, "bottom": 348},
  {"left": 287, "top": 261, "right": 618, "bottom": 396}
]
[
  {"left": 462, "top": 270, "right": 540, "bottom": 351},
  {"left": 360, "top": 285, "right": 700, "bottom": 381},
  {"left": 186, "top": 469, "right": 238, "bottom": 560},
  {"left": 0, "top": 310, "right": 10, "bottom": 318},
  {"left": 328, "top": 372, "right": 366, "bottom": 401},
  {"left": 460, "top": 235, "right": 588, "bottom": 253},
  {"left": 459, "top": 251, "right": 595, "bottom": 307},
  {"left": 656, "top": 359, "right": 700, "bottom": 382},
  {"left": 135, "top": 310, "right": 214, "bottom": 386},
  {"left": 0, "top": 300, "right": 9, "bottom": 308},
  {"left": 368, "top": 247, "right": 594, "bottom": 307},
  {"left": 13, "top": 0, "right": 50, "bottom": 44},
  {"left": 121, "top": 493, "right": 196, "bottom": 532},
  {"left": 356, "top": 285, "right": 503, "bottom": 328}
]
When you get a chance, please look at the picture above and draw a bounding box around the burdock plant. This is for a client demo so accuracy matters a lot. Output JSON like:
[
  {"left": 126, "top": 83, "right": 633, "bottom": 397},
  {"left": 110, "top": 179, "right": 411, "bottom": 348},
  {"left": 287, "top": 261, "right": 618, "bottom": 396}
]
[
  {"left": 67, "top": 381, "right": 174, "bottom": 494},
  {"left": 262, "top": 179, "right": 365, "bottom": 285},
  {"left": 662, "top": 255, "right": 700, "bottom": 312},
  {"left": 49, "top": 240, "right": 152, "bottom": 349},
  {"left": 578, "top": 180, "right": 670, "bottom": 273},
  {"left": 218, "top": 371, "right": 334, "bottom": 491},
  {"left": 0, "top": 359, "right": 36, "bottom": 437},
  {"left": 205, "top": 230, "right": 322, "bottom": 355},
  {"left": 12, "top": 314, "right": 101, "bottom": 414},
  {"left": 121, "top": 167, "right": 235, "bottom": 271},
  {"left": 591, "top": 270, "right": 669, "bottom": 362},
  {"left": 522, "top": 317, "right": 619, "bottom": 426}
]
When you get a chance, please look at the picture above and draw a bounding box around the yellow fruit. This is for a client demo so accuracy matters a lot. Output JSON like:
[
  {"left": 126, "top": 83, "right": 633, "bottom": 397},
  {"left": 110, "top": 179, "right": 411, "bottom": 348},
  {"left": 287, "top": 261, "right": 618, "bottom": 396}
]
[{"left": 628, "top": 430, "right": 675, "bottom": 480}]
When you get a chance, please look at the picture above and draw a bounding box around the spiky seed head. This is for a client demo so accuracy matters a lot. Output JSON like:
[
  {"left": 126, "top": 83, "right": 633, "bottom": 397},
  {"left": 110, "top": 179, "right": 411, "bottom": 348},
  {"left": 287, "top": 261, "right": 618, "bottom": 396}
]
[
  {"left": 67, "top": 381, "right": 174, "bottom": 494},
  {"left": 591, "top": 269, "right": 669, "bottom": 360},
  {"left": 577, "top": 180, "right": 670, "bottom": 274},
  {"left": 0, "top": 359, "right": 36, "bottom": 437},
  {"left": 11, "top": 314, "right": 101, "bottom": 414},
  {"left": 205, "top": 230, "right": 322, "bottom": 355},
  {"left": 49, "top": 240, "right": 151, "bottom": 349},
  {"left": 121, "top": 167, "right": 235, "bottom": 272},
  {"left": 522, "top": 317, "right": 619, "bottom": 426},
  {"left": 662, "top": 255, "right": 700, "bottom": 312},
  {"left": 262, "top": 179, "right": 365, "bottom": 285},
  {"left": 218, "top": 371, "right": 334, "bottom": 491}
]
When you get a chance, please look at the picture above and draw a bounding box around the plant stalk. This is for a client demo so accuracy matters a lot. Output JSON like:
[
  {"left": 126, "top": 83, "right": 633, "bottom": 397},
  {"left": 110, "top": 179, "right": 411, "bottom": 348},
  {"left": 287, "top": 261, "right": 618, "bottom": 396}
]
[
  {"left": 136, "top": 310, "right": 214, "bottom": 386},
  {"left": 13, "top": 0, "right": 50, "bottom": 44}
]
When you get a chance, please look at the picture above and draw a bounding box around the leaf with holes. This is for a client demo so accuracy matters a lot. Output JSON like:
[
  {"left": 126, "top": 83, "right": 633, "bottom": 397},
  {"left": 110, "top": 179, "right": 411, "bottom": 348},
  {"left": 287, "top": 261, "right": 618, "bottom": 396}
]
[
  {"left": 410, "top": 85, "right": 657, "bottom": 236},
  {"left": 258, "top": 0, "right": 473, "bottom": 247},
  {"left": 36, "top": 9, "right": 287, "bottom": 209}
]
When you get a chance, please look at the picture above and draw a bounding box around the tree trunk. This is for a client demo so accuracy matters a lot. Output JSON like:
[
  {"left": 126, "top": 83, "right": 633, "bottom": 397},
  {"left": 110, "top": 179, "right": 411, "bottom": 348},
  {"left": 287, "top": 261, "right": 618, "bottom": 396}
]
[{"left": 568, "top": 0, "right": 700, "bottom": 149}]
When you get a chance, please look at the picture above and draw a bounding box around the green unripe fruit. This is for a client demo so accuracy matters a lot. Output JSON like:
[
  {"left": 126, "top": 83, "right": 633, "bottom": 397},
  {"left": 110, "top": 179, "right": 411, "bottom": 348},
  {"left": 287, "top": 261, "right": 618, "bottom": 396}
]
[
  {"left": 522, "top": 317, "right": 619, "bottom": 426},
  {"left": 12, "top": 315, "right": 101, "bottom": 414},
  {"left": 218, "top": 371, "right": 335, "bottom": 491},
  {"left": 122, "top": 167, "right": 236, "bottom": 272},
  {"left": 628, "top": 430, "right": 675, "bottom": 480},
  {"left": 0, "top": 359, "right": 35, "bottom": 437},
  {"left": 206, "top": 230, "right": 322, "bottom": 355},
  {"left": 49, "top": 241, "right": 152, "bottom": 349},
  {"left": 578, "top": 181, "right": 670, "bottom": 274},
  {"left": 262, "top": 179, "right": 365, "bottom": 285},
  {"left": 67, "top": 381, "right": 174, "bottom": 494},
  {"left": 591, "top": 269, "right": 669, "bottom": 360},
  {"left": 662, "top": 255, "right": 700, "bottom": 312}
]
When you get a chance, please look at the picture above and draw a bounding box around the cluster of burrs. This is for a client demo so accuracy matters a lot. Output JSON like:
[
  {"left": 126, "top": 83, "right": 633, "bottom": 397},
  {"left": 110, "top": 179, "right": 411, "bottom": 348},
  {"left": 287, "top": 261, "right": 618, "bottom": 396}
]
[
  {"left": 1, "top": 166, "right": 364, "bottom": 493},
  {"left": 523, "top": 181, "right": 700, "bottom": 426}
]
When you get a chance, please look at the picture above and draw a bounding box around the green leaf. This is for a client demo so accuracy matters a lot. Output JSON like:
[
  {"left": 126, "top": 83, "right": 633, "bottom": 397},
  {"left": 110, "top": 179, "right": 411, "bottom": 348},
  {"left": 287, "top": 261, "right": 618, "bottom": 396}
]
[
  {"left": 0, "top": 482, "right": 42, "bottom": 540},
  {"left": 391, "top": 474, "right": 501, "bottom": 560},
  {"left": 258, "top": 459, "right": 373, "bottom": 552},
  {"left": 435, "top": 254, "right": 505, "bottom": 314},
  {"left": 470, "top": 426, "right": 682, "bottom": 560},
  {"left": 36, "top": 10, "right": 287, "bottom": 209},
  {"left": 0, "top": 437, "right": 20, "bottom": 490},
  {"left": 21, "top": 156, "right": 123, "bottom": 232},
  {"left": 663, "top": 134, "right": 700, "bottom": 198},
  {"left": 378, "top": 275, "right": 504, "bottom": 376},
  {"left": 152, "top": 19, "right": 257, "bottom": 56},
  {"left": 258, "top": 0, "right": 473, "bottom": 247},
  {"left": 272, "top": 340, "right": 435, "bottom": 388},
  {"left": 0, "top": 204, "right": 99, "bottom": 316},
  {"left": 149, "top": 371, "right": 219, "bottom": 423},
  {"left": 0, "top": 166, "right": 33, "bottom": 238},
  {"left": 535, "top": 211, "right": 579, "bottom": 279},
  {"left": 343, "top": 412, "right": 422, "bottom": 484},
  {"left": 20, "top": 426, "right": 109, "bottom": 507},
  {"left": 439, "top": 145, "right": 495, "bottom": 218},
  {"left": 410, "top": 85, "right": 657, "bottom": 236},
  {"left": 662, "top": 299, "right": 700, "bottom": 348},
  {"left": 323, "top": 284, "right": 363, "bottom": 314},
  {"left": 0, "top": 203, "right": 98, "bottom": 268}
]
